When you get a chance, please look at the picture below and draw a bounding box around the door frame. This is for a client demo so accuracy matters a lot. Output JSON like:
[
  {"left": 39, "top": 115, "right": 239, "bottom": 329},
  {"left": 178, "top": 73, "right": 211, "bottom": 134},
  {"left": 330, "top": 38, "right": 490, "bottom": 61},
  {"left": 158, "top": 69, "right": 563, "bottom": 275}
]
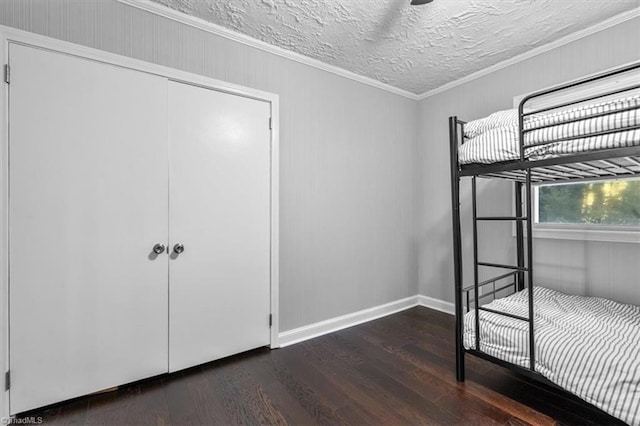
[{"left": 0, "top": 25, "right": 280, "bottom": 419}]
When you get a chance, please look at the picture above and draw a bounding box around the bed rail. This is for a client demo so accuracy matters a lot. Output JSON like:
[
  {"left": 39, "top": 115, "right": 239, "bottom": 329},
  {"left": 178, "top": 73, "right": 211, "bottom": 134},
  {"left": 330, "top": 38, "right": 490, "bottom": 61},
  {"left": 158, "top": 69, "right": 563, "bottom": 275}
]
[
  {"left": 518, "top": 62, "right": 640, "bottom": 162},
  {"left": 463, "top": 270, "right": 518, "bottom": 312},
  {"left": 459, "top": 146, "right": 640, "bottom": 182}
]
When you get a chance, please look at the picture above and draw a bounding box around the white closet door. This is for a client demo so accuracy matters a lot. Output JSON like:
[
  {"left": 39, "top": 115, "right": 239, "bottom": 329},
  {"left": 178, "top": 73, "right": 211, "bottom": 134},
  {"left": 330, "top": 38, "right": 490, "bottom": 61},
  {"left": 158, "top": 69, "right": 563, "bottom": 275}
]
[
  {"left": 168, "top": 82, "right": 271, "bottom": 372},
  {"left": 9, "top": 45, "right": 169, "bottom": 414}
]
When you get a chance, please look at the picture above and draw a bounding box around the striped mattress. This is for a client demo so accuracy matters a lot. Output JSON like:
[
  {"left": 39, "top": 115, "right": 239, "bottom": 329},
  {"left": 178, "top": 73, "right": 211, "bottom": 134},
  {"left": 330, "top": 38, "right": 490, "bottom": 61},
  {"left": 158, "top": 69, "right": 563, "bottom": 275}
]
[
  {"left": 459, "top": 94, "right": 640, "bottom": 164},
  {"left": 464, "top": 287, "right": 640, "bottom": 425}
]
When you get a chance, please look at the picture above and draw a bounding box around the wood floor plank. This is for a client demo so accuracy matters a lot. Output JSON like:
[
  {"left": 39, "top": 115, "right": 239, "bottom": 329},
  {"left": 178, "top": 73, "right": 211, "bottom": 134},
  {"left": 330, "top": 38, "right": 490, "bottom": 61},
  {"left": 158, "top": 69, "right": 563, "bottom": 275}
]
[
  {"left": 84, "top": 379, "right": 170, "bottom": 425},
  {"left": 278, "top": 343, "right": 410, "bottom": 425},
  {"left": 241, "top": 351, "right": 320, "bottom": 425},
  {"left": 353, "top": 362, "right": 462, "bottom": 425},
  {"left": 434, "top": 390, "right": 512, "bottom": 425},
  {"left": 16, "top": 306, "right": 624, "bottom": 425},
  {"left": 348, "top": 326, "right": 559, "bottom": 425},
  {"left": 163, "top": 367, "right": 234, "bottom": 425},
  {"left": 27, "top": 397, "right": 89, "bottom": 426},
  {"left": 202, "top": 359, "right": 266, "bottom": 425},
  {"left": 269, "top": 348, "right": 351, "bottom": 425}
]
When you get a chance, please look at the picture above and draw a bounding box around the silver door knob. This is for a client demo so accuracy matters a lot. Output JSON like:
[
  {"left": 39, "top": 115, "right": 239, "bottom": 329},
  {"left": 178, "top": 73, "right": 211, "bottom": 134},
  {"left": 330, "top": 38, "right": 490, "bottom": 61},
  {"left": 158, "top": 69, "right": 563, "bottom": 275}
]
[
  {"left": 153, "top": 243, "right": 166, "bottom": 254},
  {"left": 173, "top": 243, "right": 184, "bottom": 254}
]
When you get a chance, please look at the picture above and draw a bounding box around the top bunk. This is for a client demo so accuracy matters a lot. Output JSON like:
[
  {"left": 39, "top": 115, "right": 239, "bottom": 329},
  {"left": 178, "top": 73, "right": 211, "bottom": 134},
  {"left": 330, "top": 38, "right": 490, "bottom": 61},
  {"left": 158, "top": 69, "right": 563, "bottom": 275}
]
[{"left": 450, "top": 61, "right": 640, "bottom": 183}]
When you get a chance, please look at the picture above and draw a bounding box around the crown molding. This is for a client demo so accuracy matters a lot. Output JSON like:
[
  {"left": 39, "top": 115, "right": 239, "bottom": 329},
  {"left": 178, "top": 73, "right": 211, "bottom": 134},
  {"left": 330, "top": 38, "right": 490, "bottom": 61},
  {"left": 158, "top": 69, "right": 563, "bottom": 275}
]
[
  {"left": 416, "top": 6, "right": 640, "bottom": 100},
  {"left": 115, "top": 1, "right": 638, "bottom": 102},
  {"left": 115, "top": 0, "right": 420, "bottom": 100}
]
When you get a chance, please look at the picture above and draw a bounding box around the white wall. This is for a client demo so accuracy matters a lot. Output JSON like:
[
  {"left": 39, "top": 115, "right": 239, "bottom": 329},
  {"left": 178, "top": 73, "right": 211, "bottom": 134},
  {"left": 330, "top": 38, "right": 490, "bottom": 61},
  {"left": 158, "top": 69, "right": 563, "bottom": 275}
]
[
  {"left": 417, "top": 17, "right": 640, "bottom": 306},
  {"left": 0, "top": 0, "right": 419, "bottom": 332}
]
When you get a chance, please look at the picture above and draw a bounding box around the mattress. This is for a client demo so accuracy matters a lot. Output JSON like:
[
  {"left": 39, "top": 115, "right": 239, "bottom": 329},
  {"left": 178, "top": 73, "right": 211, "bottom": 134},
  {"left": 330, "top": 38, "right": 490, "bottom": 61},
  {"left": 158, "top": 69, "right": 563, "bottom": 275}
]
[
  {"left": 464, "top": 287, "right": 640, "bottom": 425},
  {"left": 458, "top": 95, "right": 640, "bottom": 164}
]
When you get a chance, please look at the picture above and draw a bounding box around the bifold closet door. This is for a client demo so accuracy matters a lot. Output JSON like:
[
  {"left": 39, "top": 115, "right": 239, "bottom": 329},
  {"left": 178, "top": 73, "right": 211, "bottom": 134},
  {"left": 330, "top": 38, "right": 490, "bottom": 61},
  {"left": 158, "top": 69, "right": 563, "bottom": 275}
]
[
  {"left": 168, "top": 82, "right": 271, "bottom": 372},
  {"left": 8, "top": 45, "right": 169, "bottom": 414}
]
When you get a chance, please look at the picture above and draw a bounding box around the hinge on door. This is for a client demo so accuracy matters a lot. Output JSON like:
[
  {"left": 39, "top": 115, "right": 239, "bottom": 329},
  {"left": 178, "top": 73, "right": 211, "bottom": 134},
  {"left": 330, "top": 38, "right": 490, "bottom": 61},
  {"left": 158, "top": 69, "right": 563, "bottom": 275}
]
[
  {"left": 269, "top": 314, "right": 273, "bottom": 327},
  {"left": 3, "top": 64, "right": 9, "bottom": 84},
  {"left": 269, "top": 117, "right": 272, "bottom": 130},
  {"left": 5, "top": 370, "right": 9, "bottom": 391}
]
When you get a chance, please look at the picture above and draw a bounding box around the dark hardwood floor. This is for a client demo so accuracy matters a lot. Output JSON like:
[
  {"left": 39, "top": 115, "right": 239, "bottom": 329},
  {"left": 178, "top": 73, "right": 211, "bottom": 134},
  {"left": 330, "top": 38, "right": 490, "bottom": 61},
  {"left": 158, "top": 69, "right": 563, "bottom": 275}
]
[{"left": 20, "top": 307, "right": 624, "bottom": 425}]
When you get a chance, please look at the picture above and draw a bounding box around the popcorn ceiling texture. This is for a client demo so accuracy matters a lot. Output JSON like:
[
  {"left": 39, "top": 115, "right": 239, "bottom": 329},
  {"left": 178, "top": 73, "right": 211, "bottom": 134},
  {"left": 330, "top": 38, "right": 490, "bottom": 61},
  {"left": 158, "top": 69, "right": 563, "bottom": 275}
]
[{"left": 151, "top": 0, "right": 639, "bottom": 94}]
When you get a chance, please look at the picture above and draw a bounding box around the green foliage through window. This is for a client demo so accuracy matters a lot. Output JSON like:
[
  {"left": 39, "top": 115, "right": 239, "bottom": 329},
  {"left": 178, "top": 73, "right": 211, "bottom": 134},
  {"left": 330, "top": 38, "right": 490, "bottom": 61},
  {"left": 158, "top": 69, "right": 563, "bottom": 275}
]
[{"left": 538, "top": 179, "right": 640, "bottom": 226}]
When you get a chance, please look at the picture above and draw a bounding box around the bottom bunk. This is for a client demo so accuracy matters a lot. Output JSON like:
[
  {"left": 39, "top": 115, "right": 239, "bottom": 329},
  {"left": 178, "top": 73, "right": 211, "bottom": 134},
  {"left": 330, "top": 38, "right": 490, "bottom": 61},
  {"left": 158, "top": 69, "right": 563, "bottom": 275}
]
[{"left": 464, "top": 287, "right": 640, "bottom": 425}]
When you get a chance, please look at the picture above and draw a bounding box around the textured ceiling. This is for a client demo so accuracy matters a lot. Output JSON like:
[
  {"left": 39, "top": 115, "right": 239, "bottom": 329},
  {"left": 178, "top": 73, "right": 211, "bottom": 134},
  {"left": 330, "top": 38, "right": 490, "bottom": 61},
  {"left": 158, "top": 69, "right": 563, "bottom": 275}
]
[{"left": 150, "top": 0, "right": 639, "bottom": 95}]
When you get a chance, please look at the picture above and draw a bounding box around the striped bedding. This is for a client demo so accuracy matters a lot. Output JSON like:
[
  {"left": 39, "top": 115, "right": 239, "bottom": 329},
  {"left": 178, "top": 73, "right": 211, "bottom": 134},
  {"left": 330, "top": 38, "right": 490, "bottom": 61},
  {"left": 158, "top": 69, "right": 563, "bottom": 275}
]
[
  {"left": 459, "top": 94, "right": 640, "bottom": 164},
  {"left": 464, "top": 287, "right": 640, "bottom": 425}
]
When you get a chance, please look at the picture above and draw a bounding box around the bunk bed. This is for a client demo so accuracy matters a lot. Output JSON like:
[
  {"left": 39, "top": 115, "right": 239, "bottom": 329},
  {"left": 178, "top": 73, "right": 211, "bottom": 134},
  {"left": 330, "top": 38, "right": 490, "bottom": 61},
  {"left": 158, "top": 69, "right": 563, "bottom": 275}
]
[{"left": 448, "top": 61, "right": 640, "bottom": 425}]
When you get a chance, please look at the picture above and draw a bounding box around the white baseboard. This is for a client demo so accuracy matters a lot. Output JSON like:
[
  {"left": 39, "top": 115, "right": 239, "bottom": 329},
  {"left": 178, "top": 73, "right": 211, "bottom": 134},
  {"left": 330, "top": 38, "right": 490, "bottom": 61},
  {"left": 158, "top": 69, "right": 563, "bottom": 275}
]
[
  {"left": 417, "top": 295, "right": 455, "bottom": 316},
  {"left": 277, "top": 293, "right": 455, "bottom": 347},
  {"left": 278, "top": 295, "right": 419, "bottom": 347}
]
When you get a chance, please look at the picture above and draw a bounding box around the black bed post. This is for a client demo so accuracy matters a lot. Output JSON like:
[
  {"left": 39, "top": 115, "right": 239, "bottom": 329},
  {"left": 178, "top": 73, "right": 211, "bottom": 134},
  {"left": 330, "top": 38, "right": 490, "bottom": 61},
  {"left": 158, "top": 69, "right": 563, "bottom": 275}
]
[
  {"left": 449, "top": 116, "right": 465, "bottom": 382},
  {"left": 526, "top": 170, "right": 536, "bottom": 371},
  {"left": 515, "top": 182, "right": 525, "bottom": 291}
]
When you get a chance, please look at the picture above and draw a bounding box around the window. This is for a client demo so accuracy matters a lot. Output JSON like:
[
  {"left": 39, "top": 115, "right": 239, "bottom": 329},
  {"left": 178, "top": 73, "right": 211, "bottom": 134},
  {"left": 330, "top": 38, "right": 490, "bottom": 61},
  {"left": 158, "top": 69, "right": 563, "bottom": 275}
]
[
  {"left": 537, "top": 179, "right": 640, "bottom": 227},
  {"left": 529, "top": 178, "right": 640, "bottom": 243}
]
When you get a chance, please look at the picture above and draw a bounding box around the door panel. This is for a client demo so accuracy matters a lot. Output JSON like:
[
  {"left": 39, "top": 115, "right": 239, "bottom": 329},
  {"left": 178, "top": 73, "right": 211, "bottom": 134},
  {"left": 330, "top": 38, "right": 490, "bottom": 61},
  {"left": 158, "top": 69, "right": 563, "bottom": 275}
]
[
  {"left": 168, "top": 82, "right": 271, "bottom": 372},
  {"left": 9, "top": 44, "right": 169, "bottom": 414}
]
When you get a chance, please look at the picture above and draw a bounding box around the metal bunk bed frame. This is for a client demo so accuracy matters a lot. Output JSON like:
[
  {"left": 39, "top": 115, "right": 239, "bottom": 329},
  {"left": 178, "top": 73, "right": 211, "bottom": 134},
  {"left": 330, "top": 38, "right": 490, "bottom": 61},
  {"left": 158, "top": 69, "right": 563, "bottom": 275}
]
[{"left": 448, "top": 61, "right": 640, "bottom": 387}]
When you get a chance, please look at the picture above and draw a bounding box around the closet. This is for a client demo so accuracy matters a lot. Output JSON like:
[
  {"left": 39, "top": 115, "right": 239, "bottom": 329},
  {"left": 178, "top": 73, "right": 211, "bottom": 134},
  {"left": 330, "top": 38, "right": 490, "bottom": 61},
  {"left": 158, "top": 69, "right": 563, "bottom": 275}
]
[{"left": 7, "top": 43, "right": 274, "bottom": 414}]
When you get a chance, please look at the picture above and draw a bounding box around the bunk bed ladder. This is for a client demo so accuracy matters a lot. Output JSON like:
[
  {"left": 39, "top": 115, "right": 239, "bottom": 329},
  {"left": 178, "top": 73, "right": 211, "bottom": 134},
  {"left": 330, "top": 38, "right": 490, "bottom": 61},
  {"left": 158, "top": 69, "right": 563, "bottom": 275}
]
[
  {"left": 470, "top": 172, "right": 536, "bottom": 372},
  {"left": 449, "top": 116, "right": 538, "bottom": 380}
]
